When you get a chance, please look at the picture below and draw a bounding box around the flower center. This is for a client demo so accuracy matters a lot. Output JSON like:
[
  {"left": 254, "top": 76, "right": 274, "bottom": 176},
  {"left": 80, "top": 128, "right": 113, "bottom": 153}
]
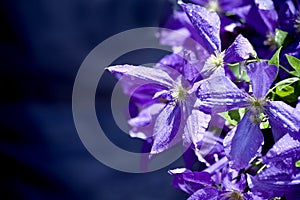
[
  {"left": 206, "top": 0, "right": 220, "bottom": 12},
  {"left": 263, "top": 33, "right": 276, "bottom": 50},
  {"left": 221, "top": 191, "right": 245, "bottom": 200},
  {"left": 294, "top": 12, "right": 300, "bottom": 33},
  {"left": 249, "top": 99, "right": 265, "bottom": 124},
  {"left": 207, "top": 51, "right": 225, "bottom": 68},
  {"left": 172, "top": 86, "right": 187, "bottom": 103}
]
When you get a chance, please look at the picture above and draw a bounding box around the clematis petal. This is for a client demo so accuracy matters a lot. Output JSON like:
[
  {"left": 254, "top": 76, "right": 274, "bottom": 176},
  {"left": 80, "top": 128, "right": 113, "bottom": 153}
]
[
  {"left": 263, "top": 133, "right": 300, "bottom": 170},
  {"left": 246, "top": 62, "right": 278, "bottom": 99},
  {"left": 107, "top": 65, "right": 174, "bottom": 89},
  {"left": 230, "top": 5, "right": 252, "bottom": 21},
  {"left": 183, "top": 109, "right": 211, "bottom": 147},
  {"left": 187, "top": 187, "right": 219, "bottom": 200},
  {"left": 265, "top": 101, "right": 300, "bottom": 141},
  {"left": 255, "top": 0, "right": 278, "bottom": 33},
  {"left": 161, "top": 10, "right": 206, "bottom": 49},
  {"left": 128, "top": 103, "right": 165, "bottom": 128},
  {"left": 159, "top": 27, "right": 191, "bottom": 47},
  {"left": 277, "top": 1, "right": 297, "bottom": 33},
  {"left": 295, "top": 97, "right": 300, "bottom": 116},
  {"left": 218, "top": 0, "right": 252, "bottom": 13},
  {"left": 250, "top": 139, "right": 300, "bottom": 200},
  {"left": 224, "top": 111, "right": 264, "bottom": 170},
  {"left": 196, "top": 76, "right": 250, "bottom": 113},
  {"left": 224, "top": 34, "right": 255, "bottom": 63},
  {"left": 168, "top": 168, "right": 213, "bottom": 194},
  {"left": 129, "top": 103, "right": 166, "bottom": 139},
  {"left": 250, "top": 176, "right": 300, "bottom": 199},
  {"left": 157, "top": 52, "right": 201, "bottom": 83},
  {"left": 200, "top": 61, "right": 225, "bottom": 78},
  {"left": 221, "top": 167, "right": 247, "bottom": 192},
  {"left": 179, "top": 2, "right": 221, "bottom": 54},
  {"left": 195, "top": 131, "right": 225, "bottom": 165},
  {"left": 127, "top": 84, "right": 168, "bottom": 113},
  {"left": 151, "top": 103, "right": 182, "bottom": 154}
]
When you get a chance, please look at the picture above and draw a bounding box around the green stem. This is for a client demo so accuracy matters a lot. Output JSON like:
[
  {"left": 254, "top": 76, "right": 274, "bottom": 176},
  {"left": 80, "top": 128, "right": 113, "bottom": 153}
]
[{"left": 279, "top": 64, "right": 294, "bottom": 75}]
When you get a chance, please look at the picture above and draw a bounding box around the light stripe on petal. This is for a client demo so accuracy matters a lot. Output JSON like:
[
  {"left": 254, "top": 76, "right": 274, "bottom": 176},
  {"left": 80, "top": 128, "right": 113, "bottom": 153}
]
[
  {"left": 196, "top": 76, "right": 250, "bottom": 113},
  {"left": 183, "top": 109, "right": 211, "bottom": 147},
  {"left": 107, "top": 65, "right": 175, "bottom": 89}
]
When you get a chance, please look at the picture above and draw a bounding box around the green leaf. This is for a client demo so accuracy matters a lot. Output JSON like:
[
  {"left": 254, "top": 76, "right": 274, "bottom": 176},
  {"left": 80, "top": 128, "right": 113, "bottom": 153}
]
[
  {"left": 274, "top": 77, "right": 300, "bottom": 87},
  {"left": 228, "top": 110, "right": 241, "bottom": 122},
  {"left": 219, "top": 108, "right": 246, "bottom": 126},
  {"left": 289, "top": 71, "right": 300, "bottom": 77},
  {"left": 268, "top": 46, "right": 282, "bottom": 67},
  {"left": 260, "top": 120, "right": 270, "bottom": 129},
  {"left": 219, "top": 112, "right": 238, "bottom": 126},
  {"left": 238, "top": 108, "right": 246, "bottom": 118},
  {"left": 286, "top": 55, "right": 300, "bottom": 74},
  {"left": 275, "top": 29, "right": 288, "bottom": 47},
  {"left": 228, "top": 62, "right": 250, "bottom": 82},
  {"left": 296, "top": 160, "right": 300, "bottom": 168},
  {"left": 269, "top": 77, "right": 299, "bottom": 98},
  {"left": 276, "top": 85, "right": 294, "bottom": 97}
]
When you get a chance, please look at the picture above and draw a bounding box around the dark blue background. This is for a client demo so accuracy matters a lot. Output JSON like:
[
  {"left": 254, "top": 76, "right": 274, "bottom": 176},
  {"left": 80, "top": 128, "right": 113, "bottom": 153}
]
[{"left": 0, "top": 0, "right": 189, "bottom": 199}]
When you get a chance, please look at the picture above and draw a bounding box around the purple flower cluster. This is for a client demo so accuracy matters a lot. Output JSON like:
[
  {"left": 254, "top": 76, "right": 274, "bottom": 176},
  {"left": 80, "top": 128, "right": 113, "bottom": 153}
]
[{"left": 107, "top": 0, "right": 300, "bottom": 199}]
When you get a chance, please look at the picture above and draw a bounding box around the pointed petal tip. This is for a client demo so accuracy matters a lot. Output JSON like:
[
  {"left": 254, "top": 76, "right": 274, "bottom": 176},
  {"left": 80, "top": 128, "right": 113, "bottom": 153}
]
[
  {"left": 226, "top": 112, "right": 264, "bottom": 170},
  {"left": 180, "top": 2, "right": 221, "bottom": 53}
]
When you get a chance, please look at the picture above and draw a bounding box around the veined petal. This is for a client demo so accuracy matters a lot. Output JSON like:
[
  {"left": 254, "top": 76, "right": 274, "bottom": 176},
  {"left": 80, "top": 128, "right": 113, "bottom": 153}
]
[
  {"left": 263, "top": 133, "right": 300, "bottom": 169},
  {"left": 250, "top": 175, "right": 300, "bottom": 199},
  {"left": 201, "top": 61, "right": 225, "bottom": 79},
  {"left": 246, "top": 62, "right": 278, "bottom": 99},
  {"left": 157, "top": 52, "right": 201, "bottom": 83},
  {"left": 179, "top": 2, "right": 221, "bottom": 53},
  {"left": 255, "top": 0, "right": 278, "bottom": 33},
  {"left": 128, "top": 84, "right": 166, "bottom": 106},
  {"left": 222, "top": 169, "right": 247, "bottom": 192},
  {"left": 224, "top": 111, "right": 264, "bottom": 170},
  {"left": 128, "top": 103, "right": 165, "bottom": 127},
  {"left": 168, "top": 168, "right": 213, "bottom": 195},
  {"left": 187, "top": 188, "right": 219, "bottom": 200},
  {"left": 265, "top": 101, "right": 300, "bottom": 141},
  {"left": 159, "top": 27, "right": 191, "bottom": 47},
  {"left": 196, "top": 76, "right": 250, "bottom": 113},
  {"left": 129, "top": 103, "right": 166, "bottom": 139},
  {"left": 183, "top": 109, "right": 211, "bottom": 147},
  {"left": 151, "top": 103, "right": 182, "bottom": 154},
  {"left": 195, "top": 129, "right": 225, "bottom": 165},
  {"left": 224, "top": 34, "right": 255, "bottom": 63},
  {"left": 107, "top": 65, "right": 174, "bottom": 89},
  {"left": 295, "top": 97, "right": 300, "bottom": 116}
]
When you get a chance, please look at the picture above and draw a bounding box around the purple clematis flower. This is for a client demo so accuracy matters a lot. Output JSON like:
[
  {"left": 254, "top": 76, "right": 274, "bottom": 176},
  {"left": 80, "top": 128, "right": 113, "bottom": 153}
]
[
  {"left": 107, "top": 62, "right": 211, "bottom": 154},
  {"left": 160, "top": 9, "right": 206, "bottom": 53},
  {"left": 179, "top": 1, "right": 255, "bottom": 78},
  {"left": 223, "top": 0, "right": 279, "bottom": 58},
  {"left": 169, "top": 157, "right": 264, "bottom": 200},
  {"left": 187, "top": 0, "right": 250, "bottom": 46},
  {"left": 189, "top": 0, "right": 252, "bottom": 14},
  {"left": 197, "top": 62, "right": 300, "bottom": 169},
  {"left": 249, "top": 133, "right": 300, "bottom": 199},
  {"left": 276, "top": 0, "right": 300, "bottom": 34}
]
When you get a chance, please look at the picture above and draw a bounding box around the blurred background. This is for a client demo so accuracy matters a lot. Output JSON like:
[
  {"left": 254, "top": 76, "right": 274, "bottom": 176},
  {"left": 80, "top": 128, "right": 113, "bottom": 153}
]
[{"left": 0, "top": 0, "right": 189, "bottom": 199}]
